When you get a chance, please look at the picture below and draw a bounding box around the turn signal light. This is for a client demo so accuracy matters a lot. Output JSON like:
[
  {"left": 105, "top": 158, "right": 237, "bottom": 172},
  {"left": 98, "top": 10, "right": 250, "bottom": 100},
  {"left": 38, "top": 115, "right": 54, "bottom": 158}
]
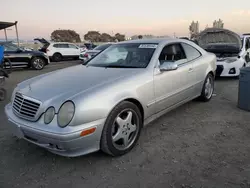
[{"left": 80, "top": 127, "right": 96, "bottom": 137}]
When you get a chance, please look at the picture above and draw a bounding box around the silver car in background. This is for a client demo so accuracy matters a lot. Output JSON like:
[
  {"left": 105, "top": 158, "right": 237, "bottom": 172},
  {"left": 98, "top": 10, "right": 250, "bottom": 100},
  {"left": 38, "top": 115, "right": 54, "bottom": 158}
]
[
  {"left": 79, "top": 43, "right": 113, "bottom": 63},
  {"left": 5, "top": 38, "right": 216, "bottom": 157}
]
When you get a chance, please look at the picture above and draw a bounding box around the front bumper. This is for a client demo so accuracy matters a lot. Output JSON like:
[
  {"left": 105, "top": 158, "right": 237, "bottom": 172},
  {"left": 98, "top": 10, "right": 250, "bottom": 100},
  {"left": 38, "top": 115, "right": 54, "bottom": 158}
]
[
  {"left": 5, "top": 103, "right": 105, "bottom": 157},
  {"left": 216, "top": 59, "right": 245, "bottom": 77}
]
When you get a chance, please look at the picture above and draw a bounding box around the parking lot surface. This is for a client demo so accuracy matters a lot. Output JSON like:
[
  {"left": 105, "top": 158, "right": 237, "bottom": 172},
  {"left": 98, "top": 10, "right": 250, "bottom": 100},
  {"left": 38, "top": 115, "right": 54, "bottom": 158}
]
[{"left": 1, "top": 61, "right": 250, "bottom": 188}]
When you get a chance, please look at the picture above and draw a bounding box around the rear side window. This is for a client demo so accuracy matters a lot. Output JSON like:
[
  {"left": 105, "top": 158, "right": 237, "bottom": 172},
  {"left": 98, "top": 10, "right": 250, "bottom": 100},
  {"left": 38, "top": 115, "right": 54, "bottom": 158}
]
[
  {"left": 68, "top": 44, "right": 78, "bottom": 49},
  {"left": 181, "top": 43, "right": 201, "bottom": 61},
  {"left": 159, "top": 43, "right": 187, "bottom": 65},
  {"left": 53, "top": 44, "right": 69, "bottom": 48}
]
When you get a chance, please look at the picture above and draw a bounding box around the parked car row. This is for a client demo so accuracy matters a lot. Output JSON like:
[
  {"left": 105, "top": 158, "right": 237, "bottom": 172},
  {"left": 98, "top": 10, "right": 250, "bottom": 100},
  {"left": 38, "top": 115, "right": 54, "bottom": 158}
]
[{"left": 0, "top": 39, "right": 102, "bottom": 70}]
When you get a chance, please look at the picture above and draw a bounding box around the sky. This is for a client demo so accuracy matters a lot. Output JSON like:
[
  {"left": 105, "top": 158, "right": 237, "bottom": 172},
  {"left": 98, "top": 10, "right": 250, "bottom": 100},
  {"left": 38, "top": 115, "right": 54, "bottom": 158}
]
[{"left": 1, "top": 0, "right": 250, "bottom": 40}]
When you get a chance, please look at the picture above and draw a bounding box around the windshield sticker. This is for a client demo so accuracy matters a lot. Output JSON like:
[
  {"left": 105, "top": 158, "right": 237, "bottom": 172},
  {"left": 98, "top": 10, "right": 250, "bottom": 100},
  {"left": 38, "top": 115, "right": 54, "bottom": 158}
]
[{"left": 139, "top": 44, "right": 158, "bottom": 49}]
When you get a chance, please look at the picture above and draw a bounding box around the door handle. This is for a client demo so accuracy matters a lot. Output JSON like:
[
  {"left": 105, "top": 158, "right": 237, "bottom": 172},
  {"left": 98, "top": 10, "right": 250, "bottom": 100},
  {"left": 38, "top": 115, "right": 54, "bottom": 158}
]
[{"left": 188, "top": 68, "right": 193, "bottom": 72}]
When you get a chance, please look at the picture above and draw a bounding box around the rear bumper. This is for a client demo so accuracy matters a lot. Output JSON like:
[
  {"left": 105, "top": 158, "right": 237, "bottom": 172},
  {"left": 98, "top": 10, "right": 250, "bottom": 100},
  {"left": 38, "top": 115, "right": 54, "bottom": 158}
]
[{"left": 5, "top": 103, "right": 105, "bottom": 157}]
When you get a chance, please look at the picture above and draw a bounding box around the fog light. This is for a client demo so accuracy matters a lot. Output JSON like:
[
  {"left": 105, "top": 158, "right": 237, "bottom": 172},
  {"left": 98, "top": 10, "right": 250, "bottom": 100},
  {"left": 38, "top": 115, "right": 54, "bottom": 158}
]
[{"left": 229, "top": 68, "right": 236, "bottom": 74}]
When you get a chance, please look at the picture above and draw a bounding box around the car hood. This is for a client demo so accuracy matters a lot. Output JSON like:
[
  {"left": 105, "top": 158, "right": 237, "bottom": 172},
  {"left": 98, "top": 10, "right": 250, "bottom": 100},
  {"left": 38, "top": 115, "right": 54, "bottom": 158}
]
[
  {"left": 17, "top": 65, "right": 142, "bottom": 104},
  {"left": 196, "top": 28, "right": 242, "bottom": 53},
  {"left": 21, "top": 50, "right": 47, "bottom": 55}
]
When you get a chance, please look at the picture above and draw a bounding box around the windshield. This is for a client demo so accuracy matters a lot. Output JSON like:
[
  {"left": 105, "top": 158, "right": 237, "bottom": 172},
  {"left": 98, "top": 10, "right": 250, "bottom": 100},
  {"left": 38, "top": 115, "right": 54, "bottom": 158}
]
[
  {"left": 93, "top": 43, "right": 112, "bottom": 51},
  {"left": 86, "top": 43, "right": 157, "bottom": 68}
]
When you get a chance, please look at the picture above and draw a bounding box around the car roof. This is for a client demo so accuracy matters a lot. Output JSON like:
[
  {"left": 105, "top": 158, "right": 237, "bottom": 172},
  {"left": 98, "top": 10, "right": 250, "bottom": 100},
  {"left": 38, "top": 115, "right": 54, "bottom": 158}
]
[
  {"left": 51, "top": 42, "right": 75, "bottom": 44},
  {"left": 118, "top": 37, "right": 184, "bottom": 44}
]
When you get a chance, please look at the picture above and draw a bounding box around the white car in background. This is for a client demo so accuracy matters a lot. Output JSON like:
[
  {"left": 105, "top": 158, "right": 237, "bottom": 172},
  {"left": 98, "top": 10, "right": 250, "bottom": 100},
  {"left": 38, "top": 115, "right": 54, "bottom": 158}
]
[
  {"left": 35, "top": 38, "right": 84, "bottom": 62},
  {"left": 79, "top": 43, "right": 113, "bottom": 63},
  {"left": 196, "top": 28, "right": 250, "bottom": 77}
]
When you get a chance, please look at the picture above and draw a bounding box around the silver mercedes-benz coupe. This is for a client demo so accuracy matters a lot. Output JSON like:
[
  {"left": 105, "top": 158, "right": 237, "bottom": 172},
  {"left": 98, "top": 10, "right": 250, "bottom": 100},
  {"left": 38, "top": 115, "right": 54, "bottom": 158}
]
[{"left": 5, "top": 38, "right": 216, "bottom": 157}]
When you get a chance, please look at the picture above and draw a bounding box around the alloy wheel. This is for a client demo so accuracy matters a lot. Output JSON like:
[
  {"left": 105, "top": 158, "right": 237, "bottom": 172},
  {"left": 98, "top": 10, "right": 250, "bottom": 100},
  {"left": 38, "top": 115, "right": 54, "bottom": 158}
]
[{"left": 111, "top": 109, "right": 139, "bottom": 150}]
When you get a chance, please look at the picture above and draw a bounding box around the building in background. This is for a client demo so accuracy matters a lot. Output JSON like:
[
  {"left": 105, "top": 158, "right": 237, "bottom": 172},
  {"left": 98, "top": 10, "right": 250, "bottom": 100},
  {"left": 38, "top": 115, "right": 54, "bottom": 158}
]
[
  {"left": 213, "top": 19, "right": 224, "bottom": 29},
  {"left": 189, "top": 21, "right": 199, "bottom": 39}
]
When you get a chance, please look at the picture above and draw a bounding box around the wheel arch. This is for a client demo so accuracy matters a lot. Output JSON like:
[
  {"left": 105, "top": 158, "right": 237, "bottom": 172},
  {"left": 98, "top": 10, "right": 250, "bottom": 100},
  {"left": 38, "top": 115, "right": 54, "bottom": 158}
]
[
  {"left": 53, "top": 52, "right": 62, "bottom": 56},
  {"left": 123, "top": 98, "right": 144, "bottom": 121},
  {"left": 208, "top": 70, "right": 214, "bottom": 78},
  {"left": 31, "top": 55, "right": 49, "bottom": 65}
]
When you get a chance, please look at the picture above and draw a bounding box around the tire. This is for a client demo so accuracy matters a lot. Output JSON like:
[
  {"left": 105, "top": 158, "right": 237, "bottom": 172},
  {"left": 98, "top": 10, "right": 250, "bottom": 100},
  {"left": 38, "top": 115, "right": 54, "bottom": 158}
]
[
  {"left": 101, "top": 101, "right": 143, "bottom": 156},
  {"left": 198, "top": 73, "right": 214, "bottom": 102},
  {"left": 31, "top": 57, "right": 45, "bottom": 70},
  {"left": 0, "top": 88, "right": 6, "bottom": 101},
  {"left": 3, "top": 58, "right": 12, "bottom": 74},
  {"left": 52, "top": 53, "right": 62, "bottom": 62}
]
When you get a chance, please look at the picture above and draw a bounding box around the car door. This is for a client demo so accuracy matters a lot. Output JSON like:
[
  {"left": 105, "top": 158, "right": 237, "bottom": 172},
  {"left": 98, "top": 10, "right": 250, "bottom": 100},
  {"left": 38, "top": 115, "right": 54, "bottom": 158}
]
[
  {"left": 68, "top": 44, "right": 80, "bottom": 56},
  {"left": 4, "top": 43, "right": 30, "bottom": 67},
  {"left": 53, "top": 43, "right": 69, "bottom": 56},
  {"left": 181, "top": 42, "right": 204, "bottom": 96},
  {"left": 153, "top": 43, "right": 193, "bottom": 113}
]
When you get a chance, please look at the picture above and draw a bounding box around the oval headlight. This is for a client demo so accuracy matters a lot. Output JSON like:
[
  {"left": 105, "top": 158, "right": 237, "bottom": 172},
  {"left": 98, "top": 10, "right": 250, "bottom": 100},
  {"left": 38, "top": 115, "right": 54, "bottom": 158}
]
[
  {"left": 57, "top": 101, "right": 75, "bottom": 128},
  {"left": 44, "top": 107, "right": 55, "bottom": 124}
]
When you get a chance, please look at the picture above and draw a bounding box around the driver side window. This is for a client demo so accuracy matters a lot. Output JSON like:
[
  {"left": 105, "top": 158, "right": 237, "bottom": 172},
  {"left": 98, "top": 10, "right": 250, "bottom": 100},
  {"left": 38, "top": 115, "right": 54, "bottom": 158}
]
[{"left": 159, "top": 43, "right": 187, "bottom": 65}]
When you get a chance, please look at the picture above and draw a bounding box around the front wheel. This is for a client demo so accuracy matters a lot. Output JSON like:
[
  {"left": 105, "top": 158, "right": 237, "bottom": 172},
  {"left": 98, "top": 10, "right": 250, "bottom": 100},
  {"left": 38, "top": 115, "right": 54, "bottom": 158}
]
[
  {"left": 101, "top": 101, "right": 143, "bottom": 156},
  {"left": 31, "top": 57, "right": 45, "bottom": 70},
  {"left": 198, "top": 73, "right": 214, "bottom": 102}
]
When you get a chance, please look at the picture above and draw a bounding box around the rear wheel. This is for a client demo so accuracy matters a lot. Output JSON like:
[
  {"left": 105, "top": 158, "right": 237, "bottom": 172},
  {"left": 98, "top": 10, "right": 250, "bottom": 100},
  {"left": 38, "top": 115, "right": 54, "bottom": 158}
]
[
  {"left": 52, "top": 53, "right": 62, "bottom": 62},
  {"left": 198, "top": 73, "right": 214, "bottom": 102},
  {"left": 31, "top": 57, "right": 45, "bottom": 70},
  {"left": 0, "top": 88, "right": 6, "bottom": 101},
  {"left": 101, "top": 101, "right": 142, "bottom": 156}
]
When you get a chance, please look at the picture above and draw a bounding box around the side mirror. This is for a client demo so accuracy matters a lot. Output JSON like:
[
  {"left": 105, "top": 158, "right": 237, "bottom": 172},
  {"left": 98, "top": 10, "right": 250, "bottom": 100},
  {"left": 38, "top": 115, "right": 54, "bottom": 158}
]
[{"left": 159, "top": 61, "right": 178, "bottom": 71}]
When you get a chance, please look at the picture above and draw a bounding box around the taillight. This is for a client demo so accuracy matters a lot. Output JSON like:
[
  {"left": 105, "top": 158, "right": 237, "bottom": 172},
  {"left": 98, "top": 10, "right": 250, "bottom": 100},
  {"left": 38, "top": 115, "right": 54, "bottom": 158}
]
[{"left": 84, "top": 53, "right": 88, "bottom": 57}]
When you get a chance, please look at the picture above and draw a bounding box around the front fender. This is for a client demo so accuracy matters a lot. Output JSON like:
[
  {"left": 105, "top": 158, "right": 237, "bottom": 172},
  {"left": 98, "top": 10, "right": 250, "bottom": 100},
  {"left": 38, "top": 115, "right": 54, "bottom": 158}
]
[{"left": 70, "top": 73, "right": 154, "bottom": 126}]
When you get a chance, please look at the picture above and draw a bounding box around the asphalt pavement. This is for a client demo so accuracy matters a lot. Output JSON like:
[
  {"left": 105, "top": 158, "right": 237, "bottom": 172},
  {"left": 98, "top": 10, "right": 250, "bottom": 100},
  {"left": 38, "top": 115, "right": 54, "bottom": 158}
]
[{"left": 1, "top": 61, "right": 250, "bottom": 188}]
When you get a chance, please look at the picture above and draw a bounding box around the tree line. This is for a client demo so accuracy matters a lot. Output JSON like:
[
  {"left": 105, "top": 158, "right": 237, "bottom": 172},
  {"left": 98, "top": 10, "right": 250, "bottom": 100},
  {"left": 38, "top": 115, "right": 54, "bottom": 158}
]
[{"left": 50, "top": 29, "right": 126, "bottom": 43}]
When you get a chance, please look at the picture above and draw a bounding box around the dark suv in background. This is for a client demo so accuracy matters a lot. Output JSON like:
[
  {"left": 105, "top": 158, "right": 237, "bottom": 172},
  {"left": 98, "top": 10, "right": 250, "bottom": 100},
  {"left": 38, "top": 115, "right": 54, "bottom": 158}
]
[{"left": 1, "top": 41, "right": 50, "bottom": 70}]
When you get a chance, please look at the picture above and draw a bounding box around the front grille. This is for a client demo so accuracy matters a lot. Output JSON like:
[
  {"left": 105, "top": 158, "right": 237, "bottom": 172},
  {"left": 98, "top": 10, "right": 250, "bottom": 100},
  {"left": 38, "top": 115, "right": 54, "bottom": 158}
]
[
  {"left": 216, "top": 65, "right": 224, "bottom": 76},
  {"left": 12, "top": 92, "right": 41, "bottom": 120}
]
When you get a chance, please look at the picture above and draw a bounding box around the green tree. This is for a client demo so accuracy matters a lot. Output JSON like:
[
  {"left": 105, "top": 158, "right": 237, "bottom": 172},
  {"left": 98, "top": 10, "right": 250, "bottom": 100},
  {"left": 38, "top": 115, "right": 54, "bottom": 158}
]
[
  {"left": 114, "top": 33, "right": 125, "bottom": 42},
  {"left": 84, "top": 31, "right": 101, "bottom": 42},
  {"left": 100, "top": 33, "right": 113, "bottom": 42},
  {"left": 51, "top": 29, "right": 81, "bottom": 42}
]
